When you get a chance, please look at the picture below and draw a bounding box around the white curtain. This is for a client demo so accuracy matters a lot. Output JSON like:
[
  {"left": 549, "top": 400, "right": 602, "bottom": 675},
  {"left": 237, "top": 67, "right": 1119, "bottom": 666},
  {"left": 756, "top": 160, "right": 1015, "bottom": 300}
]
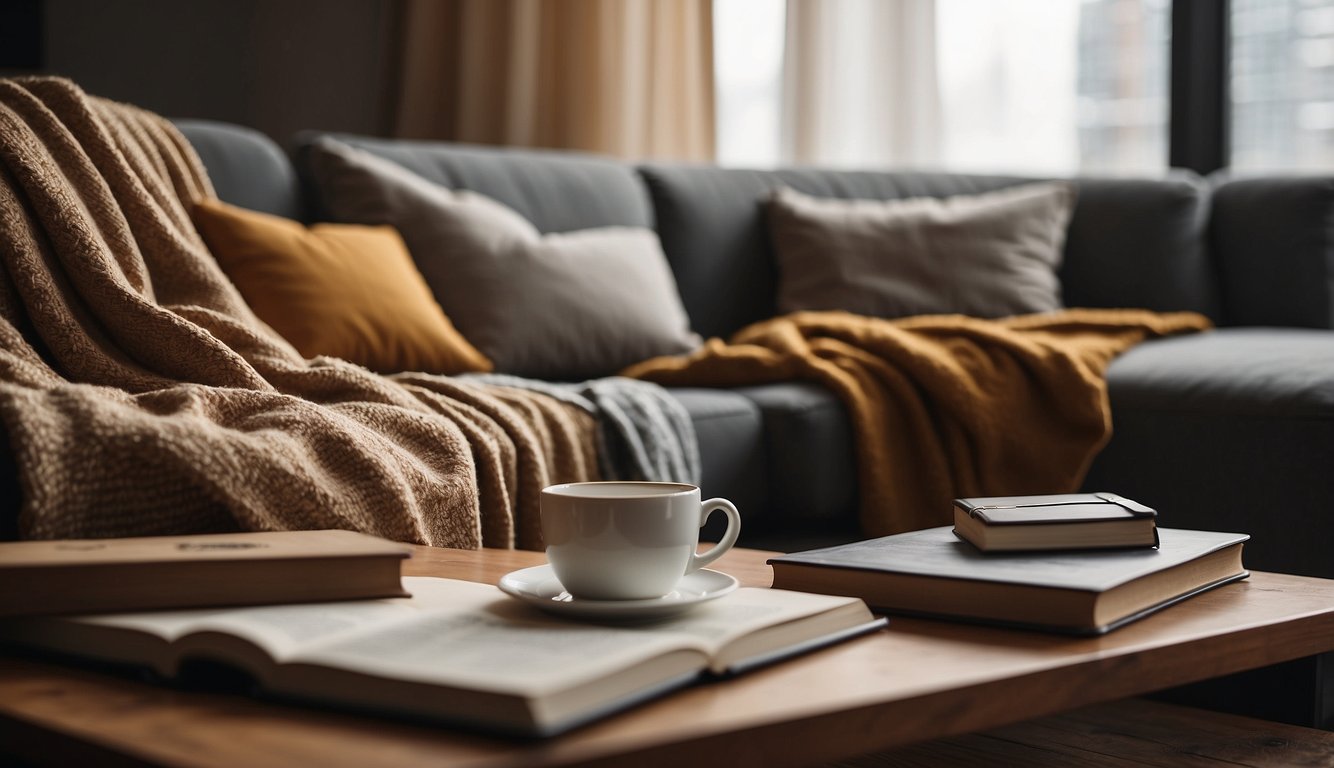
[{"left": 780, "top": 0, "right": 942, "bottom": 168}]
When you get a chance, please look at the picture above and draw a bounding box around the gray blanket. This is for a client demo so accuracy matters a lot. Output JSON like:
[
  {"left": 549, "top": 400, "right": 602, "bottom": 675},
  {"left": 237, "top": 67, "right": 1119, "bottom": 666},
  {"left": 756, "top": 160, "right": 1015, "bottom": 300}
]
[{"left": 461, "top": 375, "right": 700, "bottom": 486}]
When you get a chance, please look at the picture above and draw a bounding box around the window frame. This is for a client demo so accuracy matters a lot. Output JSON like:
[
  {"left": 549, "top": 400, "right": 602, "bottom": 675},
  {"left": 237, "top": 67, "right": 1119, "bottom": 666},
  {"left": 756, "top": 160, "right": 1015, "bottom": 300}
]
[{"left": 1170, "top": 0, "right": 1231, "bottom": 174}]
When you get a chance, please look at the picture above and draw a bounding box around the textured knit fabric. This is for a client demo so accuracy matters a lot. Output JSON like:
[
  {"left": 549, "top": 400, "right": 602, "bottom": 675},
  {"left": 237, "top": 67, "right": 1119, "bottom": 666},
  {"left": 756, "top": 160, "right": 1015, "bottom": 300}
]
[
  {"left": 461, "top": 373, "right": 700, "bottom": 486},
  {"left": 0, "top": 77, "right": 596, "bottom": 548},
  {"left": 625, "top": 309, "right": 1211, "bottom": 537}
]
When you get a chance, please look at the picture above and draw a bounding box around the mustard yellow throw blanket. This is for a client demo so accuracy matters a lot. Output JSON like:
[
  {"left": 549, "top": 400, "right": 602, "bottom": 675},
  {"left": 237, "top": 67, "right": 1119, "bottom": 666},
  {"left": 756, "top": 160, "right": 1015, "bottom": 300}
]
[
  {"left": 625, "top": 309, "right": 1210, "bottom": 536},
  {"left": 0, "top": 78, "right": 597, "bottom": 547}
]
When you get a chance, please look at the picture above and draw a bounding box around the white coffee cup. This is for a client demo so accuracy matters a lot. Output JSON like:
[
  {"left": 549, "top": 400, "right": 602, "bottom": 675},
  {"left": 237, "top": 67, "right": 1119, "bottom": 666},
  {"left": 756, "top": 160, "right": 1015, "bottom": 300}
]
[{"left": 540, "top": 481, "right": 742, "bottom": 601}]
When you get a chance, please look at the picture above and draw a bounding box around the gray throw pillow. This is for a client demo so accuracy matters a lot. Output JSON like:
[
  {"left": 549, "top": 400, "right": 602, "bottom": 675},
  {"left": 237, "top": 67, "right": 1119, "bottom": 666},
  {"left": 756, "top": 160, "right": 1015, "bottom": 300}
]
[
  {"left": 768, "top": 182, "right": 1076, "bottom": 319},
  {"left": 304, "top": 139, "right": 700, "bottom": 381}
]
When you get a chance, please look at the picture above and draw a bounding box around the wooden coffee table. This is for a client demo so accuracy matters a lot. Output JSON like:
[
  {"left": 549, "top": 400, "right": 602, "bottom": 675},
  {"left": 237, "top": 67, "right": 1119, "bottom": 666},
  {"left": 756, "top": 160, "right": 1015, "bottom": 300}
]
[{"left": 2, "top": 545, "right": 1333, "bottom": 767}]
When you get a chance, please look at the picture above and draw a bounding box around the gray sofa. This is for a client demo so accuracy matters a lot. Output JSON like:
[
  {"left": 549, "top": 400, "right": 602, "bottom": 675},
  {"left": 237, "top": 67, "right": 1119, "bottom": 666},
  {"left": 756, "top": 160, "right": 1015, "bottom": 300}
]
[{"left": 10, "top": 118, "right": 1333, "bottom": 580}]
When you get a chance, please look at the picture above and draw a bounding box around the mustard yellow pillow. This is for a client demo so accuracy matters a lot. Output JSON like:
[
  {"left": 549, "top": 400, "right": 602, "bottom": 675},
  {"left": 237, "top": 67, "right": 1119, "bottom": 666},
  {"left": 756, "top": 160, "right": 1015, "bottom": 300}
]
[{"left": 192, "top": 199, "right": 492, "bottom": 375}]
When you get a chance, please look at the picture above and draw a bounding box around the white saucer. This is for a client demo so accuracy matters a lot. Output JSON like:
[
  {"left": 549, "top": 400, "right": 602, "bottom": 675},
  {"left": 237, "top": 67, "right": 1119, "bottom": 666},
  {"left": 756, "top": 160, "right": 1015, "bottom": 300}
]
[{"left": 498, "top": 564, "right": 739, "bottom": 620}]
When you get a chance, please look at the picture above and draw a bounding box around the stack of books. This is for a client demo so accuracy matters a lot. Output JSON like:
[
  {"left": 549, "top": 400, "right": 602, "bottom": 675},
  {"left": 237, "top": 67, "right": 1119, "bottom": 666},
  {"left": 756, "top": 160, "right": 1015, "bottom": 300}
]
[{"left": 770, "top": 493, "right": 1249, "bottom": 635}]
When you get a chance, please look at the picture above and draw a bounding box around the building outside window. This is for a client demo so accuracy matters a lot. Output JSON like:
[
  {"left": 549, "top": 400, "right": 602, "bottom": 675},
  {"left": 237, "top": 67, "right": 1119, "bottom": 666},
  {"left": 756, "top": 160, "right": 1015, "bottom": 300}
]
[
  {"left": 1075, "top": 0, "right": 1171, "bottom": 173},
  {"left": 1232, "top": 0, "right": 1334, "bottom": 170}
]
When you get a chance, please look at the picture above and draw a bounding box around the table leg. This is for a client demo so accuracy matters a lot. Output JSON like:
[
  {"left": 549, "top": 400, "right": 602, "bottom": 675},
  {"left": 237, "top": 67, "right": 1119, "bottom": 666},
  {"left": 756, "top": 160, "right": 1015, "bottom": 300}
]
[{"left": 1150, "top": 651, "right": 1333, "bottom": 730}]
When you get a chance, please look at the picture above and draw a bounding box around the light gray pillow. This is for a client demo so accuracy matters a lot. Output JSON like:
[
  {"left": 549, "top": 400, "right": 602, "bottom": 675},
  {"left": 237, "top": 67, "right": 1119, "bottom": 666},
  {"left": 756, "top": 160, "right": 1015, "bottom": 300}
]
[
  {"left": 304, "top": 139, "right": 700, "bottom": 381},
  {"left": 768, "top": 182, "right": 1076, "bottom": 319}
]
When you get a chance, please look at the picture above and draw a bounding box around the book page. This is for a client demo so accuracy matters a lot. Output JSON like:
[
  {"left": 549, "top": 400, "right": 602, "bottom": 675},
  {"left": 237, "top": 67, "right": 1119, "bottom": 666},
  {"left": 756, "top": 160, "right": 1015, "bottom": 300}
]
[
  {"left": 289, "top": 596, "right": 701, "bottom": 697},
  {"left": 62, "top": 577, "right": 499, "bottom": 662},
  {"left": 629, "top": 587, "right": 866, "bottom": 650},
  {"left": 25, "top": 577, "right": 868, "bottom": 698},
  {"left": 285, "top": 580, "right": 867, "bottom": 696},
  {"left": 75, "top": 609, "right": 230, "bottom": 642},
  {"left": 0, "top": 611, "right": 206, "bottom": 673}
]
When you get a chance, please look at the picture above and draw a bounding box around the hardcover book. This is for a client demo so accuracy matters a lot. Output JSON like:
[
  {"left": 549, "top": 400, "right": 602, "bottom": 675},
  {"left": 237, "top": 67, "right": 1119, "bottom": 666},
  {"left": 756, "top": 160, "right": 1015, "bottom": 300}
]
[
  {"left": 953, "top": 492, "right": 1158, "bottom": 551},
  {"left": 768, "top": 527, "right": 1248, "bottom": 635},
  {"left": 0, "top": 576, "right": 884, "bottom": 737},
  {"left": 0, "top": 530, "right": 412, "bottom": 617}
]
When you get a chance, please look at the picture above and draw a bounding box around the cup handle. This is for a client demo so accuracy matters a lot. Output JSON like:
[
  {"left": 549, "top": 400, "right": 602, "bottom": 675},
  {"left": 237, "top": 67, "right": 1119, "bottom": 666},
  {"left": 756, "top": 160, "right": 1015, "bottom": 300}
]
[{"left": 688, "top": 498, "right": 741, "bottom": 573}]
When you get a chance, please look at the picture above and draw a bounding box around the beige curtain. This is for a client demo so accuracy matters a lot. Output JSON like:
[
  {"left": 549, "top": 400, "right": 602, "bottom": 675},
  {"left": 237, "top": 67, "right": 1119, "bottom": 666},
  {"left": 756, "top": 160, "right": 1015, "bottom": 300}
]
[
  {"left": 782, "top": 0, "right": 941, "bottom": 168},
  {"left": 393, "top": 0, "right": 716, "bottom": 161}
]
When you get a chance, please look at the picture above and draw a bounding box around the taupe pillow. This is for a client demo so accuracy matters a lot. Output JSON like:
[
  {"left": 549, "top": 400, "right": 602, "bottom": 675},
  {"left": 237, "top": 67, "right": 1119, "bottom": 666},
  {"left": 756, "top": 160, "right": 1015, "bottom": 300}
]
[
  {"left": 768, "top": 183, "right": 1076, "bottom": 319},
  {"left": 304, "top": 139, "right": 700, "bottom": 380}
]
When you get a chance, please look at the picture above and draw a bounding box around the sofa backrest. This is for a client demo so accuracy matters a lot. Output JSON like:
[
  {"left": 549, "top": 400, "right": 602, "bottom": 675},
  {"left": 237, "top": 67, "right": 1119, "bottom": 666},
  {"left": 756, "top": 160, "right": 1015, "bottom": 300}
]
[
  {"left": 291, "top": 133, "right": 655, "bottom": 233},
  {"left": 181, "top": 122, "right": 1292, "bottom": 340},
  {"left": 174, "top": 120, "right": 304, "bottom": 222},
  {"left": 1211, "top": 176, "right": 1334, "bottom": 328},
  {"left": 639, "top": 166, "right": 1220, "bottom": 339}
]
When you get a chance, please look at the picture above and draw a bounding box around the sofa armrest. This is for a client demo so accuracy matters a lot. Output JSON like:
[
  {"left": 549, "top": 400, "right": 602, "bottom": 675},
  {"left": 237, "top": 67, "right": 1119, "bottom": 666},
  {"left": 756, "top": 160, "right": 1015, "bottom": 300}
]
[{"left": 1212, "top": 176, "right": 1334, "bottom": 328}]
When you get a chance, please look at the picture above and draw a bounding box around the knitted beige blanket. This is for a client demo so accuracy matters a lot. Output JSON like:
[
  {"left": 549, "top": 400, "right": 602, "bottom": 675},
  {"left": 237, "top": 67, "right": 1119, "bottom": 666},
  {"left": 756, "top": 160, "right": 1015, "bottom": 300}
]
[{"left": 0, "top": 78, "right": 597, "bottom": 548}]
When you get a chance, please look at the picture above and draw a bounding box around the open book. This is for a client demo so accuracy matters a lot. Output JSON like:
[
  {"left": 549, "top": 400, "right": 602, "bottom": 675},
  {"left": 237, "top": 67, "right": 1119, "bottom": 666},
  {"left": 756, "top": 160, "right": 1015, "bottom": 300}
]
[{"left": 0, "top": 576, "right": 884, "bottom": 736}]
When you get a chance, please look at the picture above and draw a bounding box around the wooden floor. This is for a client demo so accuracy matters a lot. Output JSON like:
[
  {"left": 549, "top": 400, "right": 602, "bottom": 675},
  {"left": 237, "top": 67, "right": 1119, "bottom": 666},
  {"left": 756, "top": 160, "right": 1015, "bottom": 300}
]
[{"left": 834, "top": 698, "right": 1334, "bottom": 767}]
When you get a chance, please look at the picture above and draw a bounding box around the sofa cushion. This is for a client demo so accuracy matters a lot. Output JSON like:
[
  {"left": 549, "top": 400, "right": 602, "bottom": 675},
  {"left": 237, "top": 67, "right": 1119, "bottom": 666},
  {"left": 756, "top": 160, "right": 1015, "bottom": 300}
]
[
  {"left": 295, "top": 132, "right": 654, "bottom": 234},
  {"left": 1061, "top": 176, "right": 1216, "bottom": 320},
  {"left": 1211, "top": 176, "right": 1334, "bottom": 328},
  {"left": 732, "top": 382, "right": 857, "bottom": 528},
  {"left": 666, "top": 388, "right": 768, "bottom": 538},
  {"left": 302, "top": 139, "right": 699, "bottom": 381},
  {"left": 638, "top": 166, "right": 1216, "bottom": 339},
  {"left": 174, "top": 119, "right": 304, "bottom": 221},
  {"left": 1084, "top": 329, "right": 1334, "bottom": 579},
  {"left": 1103, "top": 329, "right": 1334, "bottom": 415},
  {"left": 191, "top": 199, "right": 491, "bottom": 375},
  {"left": 768, "top": 183, "right": 1073, "bottom": 319}
]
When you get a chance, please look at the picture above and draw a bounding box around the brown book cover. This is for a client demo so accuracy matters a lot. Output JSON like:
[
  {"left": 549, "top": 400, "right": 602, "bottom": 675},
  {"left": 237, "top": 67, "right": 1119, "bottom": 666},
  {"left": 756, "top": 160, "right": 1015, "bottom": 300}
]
[
  {"left": 953, "top": 492, "right": 1158, "bottom": 551},
  {"left": 768, "top": 527, "right": 1248, "bottom": 635},
  {"left": 0, "top": 530, "right": 411, "bottom": 617}
]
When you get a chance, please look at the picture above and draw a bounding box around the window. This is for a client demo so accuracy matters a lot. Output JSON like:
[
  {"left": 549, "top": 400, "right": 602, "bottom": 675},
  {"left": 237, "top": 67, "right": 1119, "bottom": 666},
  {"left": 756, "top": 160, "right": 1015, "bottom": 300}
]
[
  {"left": 1232, "top": 0, "right": 1334, "bottom": 169},
  {"left": 714, "top": 0, "right": 1170, "bottom": 173},
  {"left": 713, "top": 0, "right": 785, "bottom": 168},
  {"left": 935, "top": 1, "right": 1083, "bottom": 174},
  {"left": 935, "top": 0, "right": 1170, "bottom": 174},
  {"left": 1075, "top": 0, "right": 1172, "bottom": 172}
]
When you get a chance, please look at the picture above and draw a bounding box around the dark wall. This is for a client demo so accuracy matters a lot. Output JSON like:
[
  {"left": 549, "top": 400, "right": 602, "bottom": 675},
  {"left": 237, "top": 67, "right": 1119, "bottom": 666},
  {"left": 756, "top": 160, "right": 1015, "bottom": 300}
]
[{"left": 16, "top": 0, "right": 397, "bottom": 141}]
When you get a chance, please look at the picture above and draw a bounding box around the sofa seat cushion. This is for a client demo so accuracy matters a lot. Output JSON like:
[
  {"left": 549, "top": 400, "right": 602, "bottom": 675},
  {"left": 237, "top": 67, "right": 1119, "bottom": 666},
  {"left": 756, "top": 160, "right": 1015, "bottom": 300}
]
[
  {"left": 666, "top": 388, "right": 767, "bottom": 539},
  {"left": 731, "top": 382, "right": 858, "bottom": 529},
  {"left": 1105, "top": 328, "right": 1334, "bottom": 415},
  {"left": 1085, "top": 328, "right": 1334, "bottom": 578}
]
